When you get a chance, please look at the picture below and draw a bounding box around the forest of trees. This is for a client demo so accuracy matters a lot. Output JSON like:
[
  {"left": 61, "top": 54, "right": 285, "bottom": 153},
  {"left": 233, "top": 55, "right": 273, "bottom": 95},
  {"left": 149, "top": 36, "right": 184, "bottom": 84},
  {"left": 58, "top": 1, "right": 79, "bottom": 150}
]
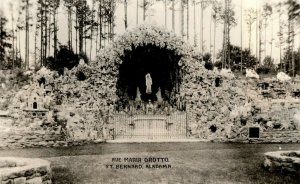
[{"left": 0, "top": 0, "right": 299, "bottom": 76}]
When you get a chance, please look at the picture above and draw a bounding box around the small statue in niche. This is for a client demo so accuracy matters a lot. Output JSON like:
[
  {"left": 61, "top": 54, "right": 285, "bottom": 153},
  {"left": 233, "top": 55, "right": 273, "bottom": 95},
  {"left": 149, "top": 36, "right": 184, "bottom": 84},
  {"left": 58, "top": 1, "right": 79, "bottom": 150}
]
[
  {"left": 156, "top": 87, "right": 163, "bottom": 102},
  {"left": 145, "top": 73, "right": 152, "bottom": 94},
  {"left": 135, "top": 87, "right": 141, "bottom": 101},
  {"left": 146, "top": 100, "right": 154, "bottom": 114}
]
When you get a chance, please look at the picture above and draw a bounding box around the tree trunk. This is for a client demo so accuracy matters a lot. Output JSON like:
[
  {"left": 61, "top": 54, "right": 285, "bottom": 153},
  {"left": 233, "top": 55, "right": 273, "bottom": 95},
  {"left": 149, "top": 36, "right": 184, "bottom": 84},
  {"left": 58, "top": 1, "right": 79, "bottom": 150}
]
[
  {"left": 0, "top": 14, "right": 3, "bottom": 69},
  {"left": 264, "top": 18, "right": 267, "bottom": 59},
  {"left": 25, "top": 0, "right": 29, "bottom": 70},
  {"left": 258, "top": 20, "right": 262, "bottom": 65},
  {"left": 53, "top": 8, "right": 58, "bottom": 61},
  {"left": 79, "top": 11, "right": 83, "bottom": 54},
  {"left": 84, "top": 9, "right": 87, "bottom": 54},
  {"left": 193, "top": 0, "right": 196, "bottom": 47},
  {"left": 90, "top": 0, "right": 95, "bottom": 60},
  {"left": 75, "top": 12, "right": 78, "bottom": 55},
  {"left": 209, "top": 10, "right": 212, "bottom": 56},
  {"left": 186, "top": 0, "right": 189, "bottom": 40},
  {"left": 249, "top": 25, "right": 251, "bottom": 51},
  {"left": 44, "top": 5, "right": 48, "bottom": 61},
  {"left": 111, "top": 1, "right": 115, "bottom": 42},
  {"left": 95, "top": 9, "right": 99, "bottom": 55},
  {"left": 222, "top": 0, "right": 228, "bottom": 68},
  {"left": 270, "top": 16, "right": 273, "bottom": 58},
  {"left": 40, "top": 2, "right": 44, "bottom": 66},
  {"left": 278, "top": 7, "right": 283, "bottom": 71},
  {"left": 180, "top": 0, "right": 184, "bottom": 38},
  {"left": 34, "top": 24, "right": 37, "bottom": 69},
  {"left": 240, "top": 0, "right": 243, "bottom": 71},
  {"left": 165, "top": 0, "right": 167, "bottom": 28},
  {"left": 255, "top": 0, "right": 258, "bottom": 66},
  {"left": 143, "top": 0, "right": 146, "bottom": 22},
  {"left": 10, "top": 4, "right": 15, "bottom": 69},
  {"left": 124, "top": 0, "right": 128, "bottom": 29},
  {"left": 200, "top": 2, "right": 204, "bottom": 56},
  {"left": 68, "top": 7, "right": 72, "bottom": 50},
  {"left": 136, "top": 0, "right": 139, "bottom": 25},
  {"left": 213, "top": 15, "right": 216, "bottom": 63},
  {"left": 48, "top": 13, "right": 51, "bottom": 58},
  {"left": 99, "top": 0, "right": 102, "bottom": 49},
  {"left": 291, "top": 19, "right": 295, "bottom": 76},
  {"left": 172, "top": 0, "right": 175, "bottom": 31}
]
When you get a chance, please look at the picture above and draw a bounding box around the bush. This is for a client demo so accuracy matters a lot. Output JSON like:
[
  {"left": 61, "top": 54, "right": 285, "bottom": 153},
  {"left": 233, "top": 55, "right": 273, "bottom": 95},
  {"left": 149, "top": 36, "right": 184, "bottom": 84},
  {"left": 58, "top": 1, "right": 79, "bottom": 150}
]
[
  {"left": 256, "top": 56, "right": 276, "bottom": 75},
  {"left": 45, "top": 45, "right": 89, "bottom": 75}
]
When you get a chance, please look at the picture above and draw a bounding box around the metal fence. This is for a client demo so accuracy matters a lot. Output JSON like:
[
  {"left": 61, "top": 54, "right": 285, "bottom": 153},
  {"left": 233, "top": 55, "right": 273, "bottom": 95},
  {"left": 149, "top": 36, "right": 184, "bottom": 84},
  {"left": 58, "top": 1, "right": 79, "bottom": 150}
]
[{"left": 113, "top": 113, "right": 187, "bottom": 140}]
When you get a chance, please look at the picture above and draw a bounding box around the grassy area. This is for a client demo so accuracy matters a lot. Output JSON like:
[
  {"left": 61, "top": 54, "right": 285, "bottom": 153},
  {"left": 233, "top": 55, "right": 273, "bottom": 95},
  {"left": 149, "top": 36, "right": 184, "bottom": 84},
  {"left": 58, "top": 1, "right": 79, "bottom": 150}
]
[{"left": 1, "top": 143, "right": 300, "bottom": 184}]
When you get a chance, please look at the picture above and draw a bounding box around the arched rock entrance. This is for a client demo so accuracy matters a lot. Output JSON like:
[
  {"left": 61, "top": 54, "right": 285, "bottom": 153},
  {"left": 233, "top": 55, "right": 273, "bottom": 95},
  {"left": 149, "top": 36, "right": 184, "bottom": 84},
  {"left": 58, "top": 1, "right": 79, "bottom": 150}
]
[
  {"left": 92, "top": 25, "right": 203, "bottom": 140},
  {"left": 117, "top": 44, "right": 182, "bottom": 105}
]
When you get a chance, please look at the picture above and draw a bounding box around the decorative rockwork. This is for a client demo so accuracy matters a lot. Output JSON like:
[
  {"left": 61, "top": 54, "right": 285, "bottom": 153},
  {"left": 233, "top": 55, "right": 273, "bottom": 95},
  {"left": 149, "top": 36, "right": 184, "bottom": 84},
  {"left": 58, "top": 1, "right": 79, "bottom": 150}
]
[
  {"left": 264, "top": 151, "right": 300, "bottom": 176},
  {"left": 0, "top": 157, "right": 52, "bottom": 184}
]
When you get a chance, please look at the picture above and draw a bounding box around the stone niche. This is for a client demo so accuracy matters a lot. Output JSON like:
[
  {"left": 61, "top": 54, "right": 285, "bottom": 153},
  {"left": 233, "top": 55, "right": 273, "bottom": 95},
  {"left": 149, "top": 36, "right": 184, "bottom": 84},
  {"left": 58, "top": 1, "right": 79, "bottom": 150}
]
[{"left": 23, "top": 87, "right": 49, "bottom": 118}]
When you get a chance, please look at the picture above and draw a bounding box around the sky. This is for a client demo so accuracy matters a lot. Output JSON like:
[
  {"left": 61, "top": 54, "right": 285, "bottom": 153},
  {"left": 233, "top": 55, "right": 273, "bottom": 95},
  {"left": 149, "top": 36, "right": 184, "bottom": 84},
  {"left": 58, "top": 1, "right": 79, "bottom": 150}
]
[{"left": 1, "top": 0, "right": 300, "bottom": 67}]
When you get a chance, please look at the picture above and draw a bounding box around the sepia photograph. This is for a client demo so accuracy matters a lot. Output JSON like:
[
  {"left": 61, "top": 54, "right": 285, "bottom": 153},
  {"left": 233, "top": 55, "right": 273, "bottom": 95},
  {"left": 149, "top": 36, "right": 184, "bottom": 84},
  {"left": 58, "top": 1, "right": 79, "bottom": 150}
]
[{"left": 0, "top": 0, "right": 300, "bottom": 183}]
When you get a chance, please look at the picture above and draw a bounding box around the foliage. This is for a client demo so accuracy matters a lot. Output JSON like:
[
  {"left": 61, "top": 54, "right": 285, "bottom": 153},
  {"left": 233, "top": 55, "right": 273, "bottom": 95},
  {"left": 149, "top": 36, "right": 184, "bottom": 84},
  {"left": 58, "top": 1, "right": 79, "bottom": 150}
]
[
  {"left": 4, "top": 53, "right": 23, "bottom": 69},
  {"left": 0, "top": 14, "right": 12, "bottom": 69},
  {"left": 216, "top": 44, "right": 257, "bottom": 71},
  {"left": 216, "top": 0, "right": 237, "bottom": 28},
  {"left": 45, "top": 45, "right": 88, "bottom": 75},
  {"left": 14, "top": 68, "right": 30, "bottom": 84},
  {"left": 280, "top": 49, "right": 300, "bottom": 76},
  {"left": 203, "top": 53, "right": 214, "bottom": 70}
]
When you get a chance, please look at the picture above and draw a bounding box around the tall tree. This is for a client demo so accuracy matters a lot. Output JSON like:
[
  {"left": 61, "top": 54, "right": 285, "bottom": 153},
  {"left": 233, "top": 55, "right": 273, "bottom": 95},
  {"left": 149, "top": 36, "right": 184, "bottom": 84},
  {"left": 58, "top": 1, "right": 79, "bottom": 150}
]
[
  {"left": 186, "top": 0, "right": 189, "bottom": 40},
  {"left": 9, "top": 3, "right": 15, "bottom": 69},
  {"left": 74, "top": 0, "right": 90, "bottom": 55},
  {"left": 0, "top": 12, "right": 12, "bottom": 69},
  {"left": 124, "top": 0, "right": 128, "bottom": 29},
  {"left": 220, "top": 0, "right": 236, "bottom": 68},
  {"left": 140, "top": 0, "right": 153, "bottom": 22},
  {"left": 199, "top": 0, "right": 210, "bottom": 56},
  {"left": 285, "top": 0, "right": 300, "bottom": 76},
  {"left": 136, "top": 0, "right": 139, "bottom": 25},
  {"left": 180, "top": 0, "right": 185, "bottom": 37},
  {"left": 37, "top": 0, "right": 50, "bottom": 66},
  {"left": 212, "top": 1, "right": 221, "bottom": 63},
  {"left": 245, "top": 8, "right": 256, "bottom": 53},
  {"left": 34, "top": 11, "right": 39, "bottom": 69},
  {"left": 64, "top": 0, "right": 74, "bottom": 51},
  {"left": 22, "top": 0, "right": 32, "bottom": 70},
  {"left": 240, "top": 0, "right": 242, "bottom": 71},
  {"left": 49, "top": 0, "right": 60, "bottom": 61},
  {"left": 193, "top": 0, "right": 196, "bottom": 47},
  {"left": 164, "top": 0, "right": 167, "bottom": 28},
  {"left": 276, "top": 2, "right": 284, "bottom": 71},
  {"left": 262, "top": 3, "right": 272, "bottom": 61},
  {"left": 90, "top": 0, "right": 96, "bottom": 60}
]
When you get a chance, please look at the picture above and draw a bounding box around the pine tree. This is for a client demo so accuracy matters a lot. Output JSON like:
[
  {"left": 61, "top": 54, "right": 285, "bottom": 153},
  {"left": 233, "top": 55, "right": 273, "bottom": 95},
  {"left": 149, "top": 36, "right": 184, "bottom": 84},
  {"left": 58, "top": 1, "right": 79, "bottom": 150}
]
[
  {"left": 0, "top": 12, "right": 12, "bottom": 69},
  {"left": 245, "top": 8, "right": 256, "bottom": 53}
]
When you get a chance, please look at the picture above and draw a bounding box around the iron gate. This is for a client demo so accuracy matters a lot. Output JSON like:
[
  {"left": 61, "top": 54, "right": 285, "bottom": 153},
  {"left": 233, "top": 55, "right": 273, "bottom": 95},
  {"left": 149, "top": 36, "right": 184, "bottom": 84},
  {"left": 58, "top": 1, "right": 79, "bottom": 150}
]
[{"left": 113, "top": 113, "right": 187, "bottom": 140}]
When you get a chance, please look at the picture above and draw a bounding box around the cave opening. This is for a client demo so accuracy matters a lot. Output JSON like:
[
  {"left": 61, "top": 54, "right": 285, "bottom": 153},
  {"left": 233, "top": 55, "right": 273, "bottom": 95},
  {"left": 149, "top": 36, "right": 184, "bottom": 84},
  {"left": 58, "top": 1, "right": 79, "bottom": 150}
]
[{"left": 116, "top": 44, "right": 182, "bottom": 107}]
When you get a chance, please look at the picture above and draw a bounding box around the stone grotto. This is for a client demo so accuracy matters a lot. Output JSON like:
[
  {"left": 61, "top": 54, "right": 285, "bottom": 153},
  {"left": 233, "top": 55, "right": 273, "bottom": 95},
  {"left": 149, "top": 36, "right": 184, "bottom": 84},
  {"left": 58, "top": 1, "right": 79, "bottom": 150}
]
[{"left": 0, "top": 25, "right": 300, "bottom": 149}]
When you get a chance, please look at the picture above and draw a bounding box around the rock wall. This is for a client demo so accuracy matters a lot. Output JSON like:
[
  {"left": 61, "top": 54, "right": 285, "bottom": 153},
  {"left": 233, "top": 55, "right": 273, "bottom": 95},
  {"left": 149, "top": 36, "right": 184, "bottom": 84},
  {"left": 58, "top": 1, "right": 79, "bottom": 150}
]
[
  {"left": 261, "top": 131, "right": 300, "bottom": 143},
  {"left": 0, "top": 157, "right": 52, "bottom": 184},
  {"left": 264, "top": 151, "right": 300, "bottom": 177}
]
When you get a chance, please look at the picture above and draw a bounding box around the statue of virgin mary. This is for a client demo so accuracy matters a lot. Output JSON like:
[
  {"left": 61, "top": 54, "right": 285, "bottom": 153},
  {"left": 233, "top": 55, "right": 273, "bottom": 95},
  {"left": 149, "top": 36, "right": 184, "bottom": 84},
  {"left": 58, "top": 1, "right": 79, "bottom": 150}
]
[{"left": 145, "top": 73, "right": 152, "bottom": 94}]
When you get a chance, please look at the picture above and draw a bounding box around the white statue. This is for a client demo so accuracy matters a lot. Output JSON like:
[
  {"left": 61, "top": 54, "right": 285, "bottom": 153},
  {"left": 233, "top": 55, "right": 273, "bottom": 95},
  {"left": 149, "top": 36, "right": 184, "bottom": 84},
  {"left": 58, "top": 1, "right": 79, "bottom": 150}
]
[
  {"left": 156, "top": 87, "right": 163, "bottom": 102},
  {"left": 145, "top": 73, "right": 152, "bottom": 94},
  {"left": 135, "top": 87, "right": 141, "bottom": 101}
]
